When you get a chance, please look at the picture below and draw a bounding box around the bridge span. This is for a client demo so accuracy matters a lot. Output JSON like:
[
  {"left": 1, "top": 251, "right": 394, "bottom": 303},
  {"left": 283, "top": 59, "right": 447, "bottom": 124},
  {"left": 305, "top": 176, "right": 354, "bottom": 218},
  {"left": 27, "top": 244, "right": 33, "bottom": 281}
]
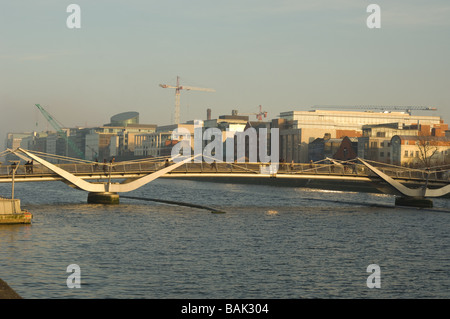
[{"left": 1, "top": 148, "right": 449, "bottom": 207}]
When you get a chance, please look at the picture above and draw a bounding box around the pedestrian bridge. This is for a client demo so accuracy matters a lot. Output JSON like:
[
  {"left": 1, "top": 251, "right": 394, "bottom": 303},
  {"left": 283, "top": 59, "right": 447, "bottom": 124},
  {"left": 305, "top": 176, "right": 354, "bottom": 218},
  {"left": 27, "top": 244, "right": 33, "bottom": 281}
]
[{"left": 1, "top": 148, "right": 449, "bottom": 206}]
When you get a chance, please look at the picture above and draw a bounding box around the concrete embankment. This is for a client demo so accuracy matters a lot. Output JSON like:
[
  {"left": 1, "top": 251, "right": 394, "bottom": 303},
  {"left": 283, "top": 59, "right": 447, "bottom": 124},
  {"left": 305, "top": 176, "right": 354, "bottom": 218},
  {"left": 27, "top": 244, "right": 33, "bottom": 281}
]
[
  {"left": 0, "top": 198, "right": 32, "bottom": 224},
  {"left": 0, "top": 279, "right": 22, "bottom": 299}
]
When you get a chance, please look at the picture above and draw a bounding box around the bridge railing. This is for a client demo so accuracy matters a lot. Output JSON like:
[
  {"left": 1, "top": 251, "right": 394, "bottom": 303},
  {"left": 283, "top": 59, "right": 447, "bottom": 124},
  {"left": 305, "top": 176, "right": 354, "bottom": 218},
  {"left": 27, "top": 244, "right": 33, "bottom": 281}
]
[
  {"left": 282, "top": 163, "right": 370, "bottom": 176},
  {"left": 168, "top": 162, "right": 261, "bottom": 174},
  {"left": 376, "top": 166, "right": 449, "bottom": 182},
  {"left": 0, "top": 162, "right": 448, "bottom": 182}
]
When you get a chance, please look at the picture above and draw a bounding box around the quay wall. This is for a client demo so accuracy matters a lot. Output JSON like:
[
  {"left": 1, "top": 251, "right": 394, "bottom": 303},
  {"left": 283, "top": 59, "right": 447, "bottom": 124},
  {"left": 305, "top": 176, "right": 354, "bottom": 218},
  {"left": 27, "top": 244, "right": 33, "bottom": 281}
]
[{"left": 0, "top": 279, "right": 22, "bottom": 299}]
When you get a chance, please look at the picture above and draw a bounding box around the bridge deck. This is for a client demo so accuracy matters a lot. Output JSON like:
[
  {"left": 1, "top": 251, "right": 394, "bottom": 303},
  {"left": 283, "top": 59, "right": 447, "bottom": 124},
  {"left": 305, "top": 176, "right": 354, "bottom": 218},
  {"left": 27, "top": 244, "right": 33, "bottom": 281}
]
[
  {"left": 2, "top": 148, "right": 448, "bottom": 198},
  {"left": 1, "top": 162, "right": 448, "bottom": 185}
]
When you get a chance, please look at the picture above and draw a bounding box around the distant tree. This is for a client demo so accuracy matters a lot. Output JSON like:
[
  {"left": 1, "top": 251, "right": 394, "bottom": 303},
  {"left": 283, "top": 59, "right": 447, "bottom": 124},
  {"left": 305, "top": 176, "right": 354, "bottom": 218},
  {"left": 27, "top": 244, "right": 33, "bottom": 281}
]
[{"left": 416, "top": 135, "right": 439, "bottom": 168}]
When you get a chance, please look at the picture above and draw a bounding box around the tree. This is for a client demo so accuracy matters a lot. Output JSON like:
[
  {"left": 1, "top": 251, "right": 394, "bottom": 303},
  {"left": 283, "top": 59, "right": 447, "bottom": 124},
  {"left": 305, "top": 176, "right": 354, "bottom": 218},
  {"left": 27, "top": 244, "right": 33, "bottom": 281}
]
[{"left": 416, "top": 135, "right": 439, "bottom": 168}]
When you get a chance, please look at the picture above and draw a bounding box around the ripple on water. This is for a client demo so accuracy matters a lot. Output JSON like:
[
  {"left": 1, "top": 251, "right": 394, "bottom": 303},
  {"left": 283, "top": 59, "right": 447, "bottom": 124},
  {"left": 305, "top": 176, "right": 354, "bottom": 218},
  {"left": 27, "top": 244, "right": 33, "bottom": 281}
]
[{"left": 0, "top": 180, "right": 449, "bottom": 298}]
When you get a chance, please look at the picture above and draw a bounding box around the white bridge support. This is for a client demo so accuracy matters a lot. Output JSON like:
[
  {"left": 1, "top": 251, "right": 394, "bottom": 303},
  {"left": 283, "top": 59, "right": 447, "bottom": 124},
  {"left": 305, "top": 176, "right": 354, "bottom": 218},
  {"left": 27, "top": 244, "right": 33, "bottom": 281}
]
[
  {"left": 358, "top": 158, "right": 450, "bottom": 207},
  {"left": 16, "top": 148, "right": 196, "bottom": 204}
]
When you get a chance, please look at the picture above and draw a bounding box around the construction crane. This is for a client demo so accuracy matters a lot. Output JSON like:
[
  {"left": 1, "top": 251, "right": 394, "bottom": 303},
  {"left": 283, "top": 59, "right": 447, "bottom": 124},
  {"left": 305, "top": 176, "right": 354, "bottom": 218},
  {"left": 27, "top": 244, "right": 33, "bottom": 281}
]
[
  {"left": 35, "top": 104, "right": 85, "bottom": 159},
  {"left": 312, "top": 105, "right": 437, "bottom": 116},
  {"left": 160, "top": 76, "right": 215, "bottom": 124},
  {"left": 236, "top": 105, "right": 268, "bottom": 121}
]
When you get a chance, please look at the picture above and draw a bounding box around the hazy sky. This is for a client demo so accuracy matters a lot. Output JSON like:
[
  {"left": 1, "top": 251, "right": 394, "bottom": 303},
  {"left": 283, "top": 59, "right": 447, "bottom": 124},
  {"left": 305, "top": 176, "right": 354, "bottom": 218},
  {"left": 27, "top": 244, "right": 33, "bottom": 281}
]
[{"left": 1, "top": 0, "right": 450, "bottom": 148}]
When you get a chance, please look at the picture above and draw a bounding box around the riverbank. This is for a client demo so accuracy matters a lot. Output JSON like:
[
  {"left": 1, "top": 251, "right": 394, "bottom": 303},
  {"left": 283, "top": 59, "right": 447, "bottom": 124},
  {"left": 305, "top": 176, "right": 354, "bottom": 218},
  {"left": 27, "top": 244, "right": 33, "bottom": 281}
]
[{"left": 0, "top": 279, "right": 22, "bottom": 299}]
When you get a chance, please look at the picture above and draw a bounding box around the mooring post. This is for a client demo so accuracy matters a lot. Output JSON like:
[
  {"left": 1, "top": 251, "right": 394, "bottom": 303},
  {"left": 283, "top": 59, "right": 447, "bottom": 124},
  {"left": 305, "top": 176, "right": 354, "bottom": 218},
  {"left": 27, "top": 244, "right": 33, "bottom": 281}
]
[
  {"left": 9, "top": 161, "right": 20, "bottom": 200},
  {"left": 107, "top": 163, "right": 112, "bottom": 192}
]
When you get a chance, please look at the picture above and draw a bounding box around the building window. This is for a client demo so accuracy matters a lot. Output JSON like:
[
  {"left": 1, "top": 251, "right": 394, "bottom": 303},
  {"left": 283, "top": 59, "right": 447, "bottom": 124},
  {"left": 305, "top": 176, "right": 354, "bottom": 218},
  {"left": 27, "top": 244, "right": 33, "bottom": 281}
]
[
  {"left": 404, "top": 150, "right": 408, "bottom": 157},
  {"left": 380, "top": 152, "right": 384, "bottom": 157},
  {"left": 416, "top": 151, "right": 419, "bottom": 157}
]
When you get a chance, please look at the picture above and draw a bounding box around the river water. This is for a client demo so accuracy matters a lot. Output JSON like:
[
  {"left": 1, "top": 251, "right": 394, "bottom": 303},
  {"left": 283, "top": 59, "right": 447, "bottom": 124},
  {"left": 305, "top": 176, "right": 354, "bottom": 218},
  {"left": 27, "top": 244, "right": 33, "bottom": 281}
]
[{"left": 0, "top": 179, "right": 449, "bottom": 299}]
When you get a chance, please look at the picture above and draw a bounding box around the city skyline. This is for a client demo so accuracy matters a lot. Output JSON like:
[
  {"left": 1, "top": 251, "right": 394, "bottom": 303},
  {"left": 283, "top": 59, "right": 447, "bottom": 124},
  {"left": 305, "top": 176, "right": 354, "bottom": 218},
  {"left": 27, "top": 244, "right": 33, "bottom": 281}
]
[{"left": 1, "top": 0, "right": 450, "bottom": 148}]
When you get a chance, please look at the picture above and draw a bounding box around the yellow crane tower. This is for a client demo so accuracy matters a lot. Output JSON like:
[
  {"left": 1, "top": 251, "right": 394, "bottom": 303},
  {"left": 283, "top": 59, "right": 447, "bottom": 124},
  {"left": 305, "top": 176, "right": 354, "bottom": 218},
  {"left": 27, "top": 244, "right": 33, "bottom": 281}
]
[{"left": 160, "top": 76, "right": 215, "bottom": 124}]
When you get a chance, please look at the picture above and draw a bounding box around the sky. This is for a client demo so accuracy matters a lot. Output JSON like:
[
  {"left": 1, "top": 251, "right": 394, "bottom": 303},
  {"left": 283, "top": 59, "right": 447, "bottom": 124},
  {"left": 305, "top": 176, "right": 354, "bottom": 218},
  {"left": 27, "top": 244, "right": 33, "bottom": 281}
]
[{"left": 1, "top": 0, "right": 450, "bottom": 149}]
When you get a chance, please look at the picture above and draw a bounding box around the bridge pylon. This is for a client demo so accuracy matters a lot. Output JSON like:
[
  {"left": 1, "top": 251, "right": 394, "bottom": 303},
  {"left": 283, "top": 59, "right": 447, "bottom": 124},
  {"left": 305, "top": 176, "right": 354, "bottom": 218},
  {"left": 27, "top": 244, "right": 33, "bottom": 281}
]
[{"left": 88, "top": 192, "right": 120, "bottom": 205}]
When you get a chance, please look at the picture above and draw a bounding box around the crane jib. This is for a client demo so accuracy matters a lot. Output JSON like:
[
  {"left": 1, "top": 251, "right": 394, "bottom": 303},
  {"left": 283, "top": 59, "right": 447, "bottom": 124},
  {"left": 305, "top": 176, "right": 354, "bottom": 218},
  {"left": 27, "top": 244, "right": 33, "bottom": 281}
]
[{"left": 35, "top": 104, "right": 85, "bottom": 158}]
